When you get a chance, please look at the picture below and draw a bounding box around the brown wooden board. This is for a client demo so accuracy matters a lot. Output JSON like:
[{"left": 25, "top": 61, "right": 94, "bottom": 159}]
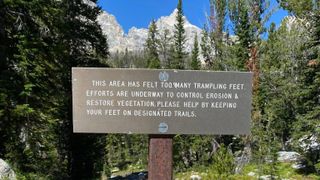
[{"left": 72, "top": 68, "right": 252, "bottom": 135}]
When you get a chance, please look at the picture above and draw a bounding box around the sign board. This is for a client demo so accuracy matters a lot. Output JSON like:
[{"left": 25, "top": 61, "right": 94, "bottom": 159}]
[{"left": 72, "top": 68, "right": 252, "bottom": 135}]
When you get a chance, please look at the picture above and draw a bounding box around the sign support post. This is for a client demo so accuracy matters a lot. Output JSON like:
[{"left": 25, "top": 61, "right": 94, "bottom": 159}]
[{"left": 148, "top": 135, "right": 173, "bottom": 180}]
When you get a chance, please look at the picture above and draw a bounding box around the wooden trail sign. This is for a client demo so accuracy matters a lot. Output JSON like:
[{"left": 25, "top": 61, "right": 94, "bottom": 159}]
[
  {"left": 72, "top": 67, "right": 253, "bottom": 180},
  {"left": 72, "top": 68, "right": 252, "bottom": 135}
]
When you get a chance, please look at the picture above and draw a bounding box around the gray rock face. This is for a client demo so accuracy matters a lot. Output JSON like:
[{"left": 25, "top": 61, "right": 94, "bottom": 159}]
[
  {"left": 291, "top": 163, "right": 306, "bottom": 169},
  {"left": 299, "top": 134, "right": 320, "bottom": 152},
  {"left": 97, "top": 8, "right": 202, "bottom": 53},
  {"left": 97, "top": 12, "right": 128, "bottom": 53},
  {"left": 154, "top": 9, "right": 202, "bottom": 53},
  {"left": 277, "top": 151, "right": 301, "bottom": 163},
  {"left": 0, "top": 159, "right": 16, "bottom": 180},
  {"left": 259, "top": 175, "right": 278, "bottom": 180},
  {"left": 126, "top": 27, "right": 148, "bottom": 52}
]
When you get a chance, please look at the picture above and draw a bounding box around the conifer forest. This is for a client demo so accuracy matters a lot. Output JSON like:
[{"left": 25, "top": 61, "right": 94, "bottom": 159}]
[{"left": 0, "top": 0, "right": 319, "bottom": 179}]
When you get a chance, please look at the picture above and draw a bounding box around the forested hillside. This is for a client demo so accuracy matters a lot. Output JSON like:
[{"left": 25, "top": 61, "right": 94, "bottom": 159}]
[{"left": 0, "top": 0, "right": 319, "bottom": 179}]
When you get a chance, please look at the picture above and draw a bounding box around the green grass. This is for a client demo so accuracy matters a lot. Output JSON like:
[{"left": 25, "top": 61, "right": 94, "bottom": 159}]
[
  {"left": 174, "top": 163, "right": 320, "bottom": 180},
  {"left": 107, "top": 161, "right": 320, "bottom": 179}
]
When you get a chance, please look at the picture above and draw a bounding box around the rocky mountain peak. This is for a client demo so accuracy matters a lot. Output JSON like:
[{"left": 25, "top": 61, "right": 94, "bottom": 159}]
[
  {"left": 97, "top": 8, "right": 202, "bottom": 53},
  {"left": 159, "top": 8, "right": 191, "bottom": 27}
]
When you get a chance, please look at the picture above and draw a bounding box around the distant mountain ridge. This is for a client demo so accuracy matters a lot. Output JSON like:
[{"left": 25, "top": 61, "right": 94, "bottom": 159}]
[{"left": 97, "top": 9, "right": 202, "bottom": 53}]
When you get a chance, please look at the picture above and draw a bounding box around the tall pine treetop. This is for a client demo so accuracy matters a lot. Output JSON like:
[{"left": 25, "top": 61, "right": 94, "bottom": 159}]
[
  {"left": 191, "top": 34, "right": 200, "bottom": 70},
  {"left": 145, "top": 19, "right": 160, "bottom": 69},
  {"left": 172, "top": 0, "right": 187, "bottom": 69}
]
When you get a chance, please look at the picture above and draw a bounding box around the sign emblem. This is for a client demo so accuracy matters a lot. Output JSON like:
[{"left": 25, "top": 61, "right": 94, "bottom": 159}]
[
  {"left": 159, "top": 71, "right": 169, "bottom": 82},
  {"left": 158, "top": 122, "right": 168, "bottom": 133}
]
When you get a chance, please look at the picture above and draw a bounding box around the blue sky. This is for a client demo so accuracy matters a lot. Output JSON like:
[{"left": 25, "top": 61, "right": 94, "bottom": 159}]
[{"left": 98, "top": 0, "right": 288, "bottom": 34}]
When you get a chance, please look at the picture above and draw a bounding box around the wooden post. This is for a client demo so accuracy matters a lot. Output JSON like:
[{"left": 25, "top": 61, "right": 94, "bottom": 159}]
[{"left": 148, "top": 135, "right": 173, "bottom": 180}]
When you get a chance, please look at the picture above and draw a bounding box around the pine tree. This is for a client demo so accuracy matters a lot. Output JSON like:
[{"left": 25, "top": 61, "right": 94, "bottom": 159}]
[
  {"left": 166, "top": 44, "right": 176, "bottom": 69},
  {"left": 145, "top": 20, "right": 160, "bottom": 69},
  {"left": 208, "top": 145, "right": 236, "bottom": 179},
  {"left": 200, "top": 26, "right": 213, "bottom": 68},
  {"left": 277, "top": 0, "right": 318, "bottom": 17},
  {"left": 190, "top": 34, "right": 200, "bottom": 70},
  {"left": 172, "top": 0, "right": 186, "bottom": 69},
  {"left": 236, "top": 4, "right": 252, "bottom": 70},
  {"left": 0, "top": 0, "right": 63, "bottom": 178},
  {"left": 210, "top": 0, "right": 227, "bottom": 44},
  {"left": 257, "top": 13, "right": 317, "bottom": 174},
  {"left": 209, "top": 0, "right": 227, "bottom": 69},
  {"left": 56, "top": 0, "right": 109, "bottom": 178},
  {"left": 255, "top": 24, "right": 283, "bottom": 176},
  {"left": 292, "top": 10, "right": 320, "bottom": 173},
  {"left": 158, "top": 29, "right": 172, "bottom": 68}
]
